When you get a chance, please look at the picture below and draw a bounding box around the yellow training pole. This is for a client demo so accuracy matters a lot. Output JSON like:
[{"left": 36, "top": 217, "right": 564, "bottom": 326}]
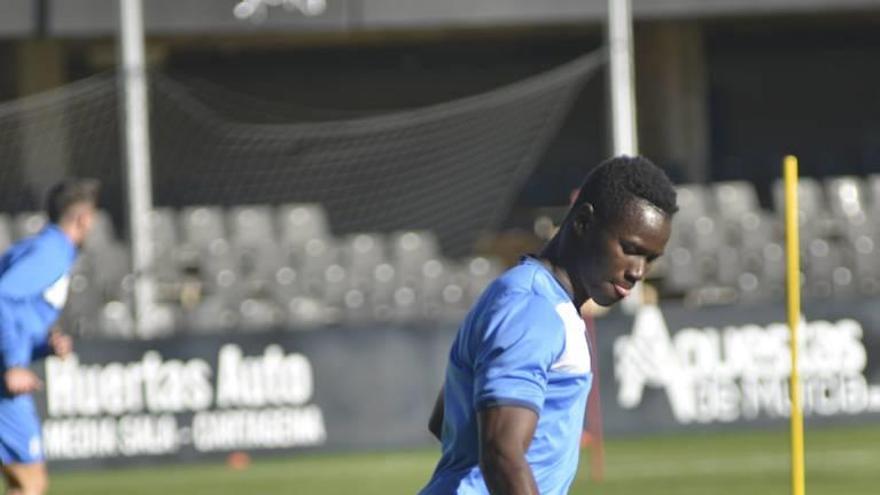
[{"left": 784, "top": 155, "right": 805, "bottom": 495}]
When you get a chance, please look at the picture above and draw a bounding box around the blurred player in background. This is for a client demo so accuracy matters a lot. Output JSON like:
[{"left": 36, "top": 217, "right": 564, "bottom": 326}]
[
  {"left": 420, "top": 156, "right": 677, "bottom": 495},
  {"left": 0, "top": 179, "right": 99, "bottom": 495}
]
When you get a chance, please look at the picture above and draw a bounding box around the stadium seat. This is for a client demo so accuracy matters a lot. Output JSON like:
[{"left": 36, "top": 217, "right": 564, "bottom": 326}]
[
  {"left": 235, "top": 240, "right": 285, "bottom": 296},
  {"left": 825, "top": 176, "right": 871, "bottom": 239},
  {"left": 0, "top": 214, "right": 13, "bottom": 253},
  {"left": 321, "top": 263, "right": 351, "bottom": 307},
  {"left": 419, "top": 258, "right": 451, "bottom": 299},
  {"left": 13, "top": 211, "right": 46, "bottom": 239},
  {"left": 674, "top": 184, "right": 711, "bottom": 221},
  {"left": 663, "top": 247, "right": 703, "bottom": 294},
  {"left": 228, "top": 205, "right": 276, "bottom": 244},
  {"left": 97, "top": 301, "right": 136, "bottom": 339},
  {"left": 691, "top": 215, "right": 724, "bottom": 255},
  {"left": 149, "top": 208, "right": 184, "bottom": 282},
  {"left": 86, "top": 243, "right": 131, "bottom": 300},
  {"left": 340, "top": 287, "right": 372, "bottom": 323},
  {"left": 268, "top": 266, "right": 302, "bottom": 305},
  {"left": 198, "top": 239, "right": 244, "bottom": 302},
  {"left": 867, "top": 174, "right": 880, "bottom": 210},
  {"left": 391, "top": 285, "right": 420, "bottom": 322},
  {"left": 179, "top": 206, "right": 226, "bottom": 248},
  {"left": 712, "top": 181, "right": 760, "bottom": 220},
  {"left": 277, "top": 203, "right": 330, "bottom": 248},
  {"left": 389, "top": 230, "right": 440, "bottom": 283},
  {"left": 462, "top": 256, "right": 501, "bottom": 302},
  {"left": 185, "top": 295, "right": 239, "bottom": 334},
  {"left": 714, "top": 245, "right": 742, "bottom": 288},
  {"left": 286, "top": 296, "right": 332, "bottom": 328},
  {"left": 772, "top": 177, "right": 831, "bottom": 242},
  {"left": 369, "top": 262, "right": 399, "bottom": 306},
  {"left": 84, "top": 210, "right": 117, "bottom": 249},
  {"left": 63, "top": 268, "right": 104, "bottom": 335},
  {"left": 341, "top": 233, "right": 387, "bottom": 286},
  {"left": 733, "top": 211, "right": 777, "bottom": 252},
  {"left": 151, "top": 208, "right": 179, "bottom": 249},
  {"left": 296, "top": 237, "right": 340, "bottom": 295},
  {"left": 238, "top": 298, "right": 283, "bottom": 332},
  {"left": 803, "top": 238, "right": 844, "bottom": 299}
]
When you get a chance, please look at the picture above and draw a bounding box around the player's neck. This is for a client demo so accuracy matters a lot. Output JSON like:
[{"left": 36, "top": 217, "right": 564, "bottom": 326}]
[{"left": 537, "top": 238, "right": 578, "bottom": 304}]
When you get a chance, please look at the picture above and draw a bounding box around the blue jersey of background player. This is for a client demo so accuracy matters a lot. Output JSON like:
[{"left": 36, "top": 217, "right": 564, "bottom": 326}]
[
  {"left": 0, "top": 179, "right": 99, "bottom": 495},
  {"left": 420, "top": 156, "right": 678, "bottom": 495}
]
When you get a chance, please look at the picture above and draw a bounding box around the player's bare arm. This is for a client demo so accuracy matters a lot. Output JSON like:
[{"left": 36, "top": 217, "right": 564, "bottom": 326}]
[
  {"left": 428, "top": 388, "right": 444, "bottom": 441},
  {"left": 3, "top": 368, "right": 42, "bottom": 395},
  {"left": 478, "top": 406, "right": 540, "bottom": 495}
]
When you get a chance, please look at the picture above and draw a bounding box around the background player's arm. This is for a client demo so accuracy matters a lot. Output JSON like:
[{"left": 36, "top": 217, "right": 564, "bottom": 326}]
[
  {"left": 478, "top": 405, "right": 540, "bottom": 495},
  {"left": 428, "top": 387, "right": 444, "bottom": 441},
  {"left": 0, "top": 244, "right": 64, "bottom": 301},
  {"left": 0, "top": 242, "right": 66, "bottom": 393}
]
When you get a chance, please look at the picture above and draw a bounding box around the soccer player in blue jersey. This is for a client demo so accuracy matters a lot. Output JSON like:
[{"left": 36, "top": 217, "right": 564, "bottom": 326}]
[
  {"left": 0, "top": 179, "right": 99, "bottom": 495},
  {"left": 420, "top": 156, "right": 677, "bottom": 495}
]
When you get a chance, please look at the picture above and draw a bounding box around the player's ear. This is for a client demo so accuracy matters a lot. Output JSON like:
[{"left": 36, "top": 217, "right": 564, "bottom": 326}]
[{"left": 572, "top": 202, "right": 595, "bottom": 236}]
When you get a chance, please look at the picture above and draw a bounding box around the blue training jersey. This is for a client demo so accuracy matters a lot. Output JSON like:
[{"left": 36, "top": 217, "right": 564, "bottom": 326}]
[
  {"left": 421, "top": 257, "right": 593, "bottom": 495},
  {"left": 0, "top": 225, "right": 76, "bottom": 379}
]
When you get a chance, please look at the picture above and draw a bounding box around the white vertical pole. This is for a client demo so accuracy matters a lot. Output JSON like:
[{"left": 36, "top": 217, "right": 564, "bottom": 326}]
[
  {"left": 607, "top": 0, "right": 638, "bottom": 156},
  {"left": 607, "top": 0, "right": 643, "bottom": 312},
  {"left": 119, "top": 0, "right": 157, "bottom": 337}
]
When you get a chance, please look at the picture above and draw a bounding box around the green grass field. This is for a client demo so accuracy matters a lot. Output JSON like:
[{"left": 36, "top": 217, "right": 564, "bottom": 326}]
[{"left": 51, "top": 423, "right": 880, "bottom": 495}]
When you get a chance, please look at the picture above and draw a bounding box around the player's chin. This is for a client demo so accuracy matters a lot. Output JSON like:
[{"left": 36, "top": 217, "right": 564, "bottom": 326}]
[{"left": 590, "top": 284, "right": 622, "bottom": 307}]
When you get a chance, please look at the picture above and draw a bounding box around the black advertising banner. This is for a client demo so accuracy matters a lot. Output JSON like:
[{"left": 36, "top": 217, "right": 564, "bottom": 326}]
[
  {"left": 33, "top": 299, "right": 880, "bottom": 469},
  {"left": 34, "top": 325, "right": 451, "bottom": 469},
  {"left": 602, "top": 299, "right": 880, "bottom": 434}
]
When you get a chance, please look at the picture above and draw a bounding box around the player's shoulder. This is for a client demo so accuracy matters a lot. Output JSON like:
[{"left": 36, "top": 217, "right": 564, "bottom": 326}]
[
  {"left": 2, "top": 226, "right": 70, "bottom": 265},
  {"left": 495, "top": 258, "right": 567, "bottom": 301},
  {"left": 479, "top": 258, "right": 569, "bottom": 322}
]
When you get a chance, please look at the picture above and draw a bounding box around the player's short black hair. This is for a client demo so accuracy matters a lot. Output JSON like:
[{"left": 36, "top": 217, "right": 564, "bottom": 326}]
[
  {"left": 572, "top": 155, "right": 678, "bottom": 223},
  {"left": 46, "top": 178, "right": 100, "bottom": 223}
]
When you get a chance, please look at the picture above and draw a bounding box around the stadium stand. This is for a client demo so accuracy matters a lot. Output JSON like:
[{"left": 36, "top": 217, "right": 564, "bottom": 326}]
[
  {"left": 42, "top": 203, "right": 501, "bottom": 337},
  {"left": 4, "top": 173, "right": 877, "bottom": 338},
  {"left": 663, "top": 175, "right": 880, "bottom": 305}
]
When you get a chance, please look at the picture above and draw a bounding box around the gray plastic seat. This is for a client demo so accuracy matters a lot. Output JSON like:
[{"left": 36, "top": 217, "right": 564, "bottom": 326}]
[
  {"left": 13, "top": 211, "right": 46, "bottom": 239},
  {"left": 97, "top": 301, "right": 136, "bottom": 339},
  {"left": 0, "top": 214, "right": 13, "bottom": 254},
  {"left": 852, "top": 234, "right": 880, "bottom": 294},
  {"left": 803, "top": 238, "right": 845, "bottom": 299},
  {"left": 675, "top": 184, "right": 711, "bottom": 222},
  {"left": 772, "top": 177, "right": 830, "bottom": 242},
  {"left": 179, "top": 206, "right": 226, "bottom": 248},
  {"left": 825, "top": 176, "right": 871, "bottom": 238},
  {"left": 268, "top": 266, "right": 302, "bottom": 305},
  {"left": 234, "top": 240, "right": 284, "bottom": 297},
  {"left": 151, "top": 208, "right": 179, "bottom": 251},
  {"left": 341, "top": 233, "right": 387, "bottom": 286},
  {"left": 277, "top": 203, "right": 330, "bottom": 249},
  {"left": 239, "top": 298, "right": 283, "bottom": 332},
  {"left": 149, "top": 208, "right": 183, "bottom": 282},
  {"left": 295, "top": 237, "right": 340, "bottom": 297},
  {"left": 321, "top": 263, "right": 351, "bottom": 307},
  {"left": 84, "top": 210, "right": 117, "bottom": 250},
  {"left": 186, "top": 295, "right": 239, "bottom": 334},
  {"left": 669, "top": 184, "right": 713, "bottom": 254},
  {"left": 228, "top": 205, "right": 276, "bottom": 245},
  {"left": 734, "top": 211, "right": 777, "bottom": 251},
  {"left": 462, "top": 256, "right": 501, "bottom": 301},
  {"left": 390, "top": 230, "right": 440, "bottom": 283},
  {"left": 713, "top": 181, "right": 760, "bottom": 220},
  {"left": 663, "top": 247, "right": 703, "bottom": 294}
]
